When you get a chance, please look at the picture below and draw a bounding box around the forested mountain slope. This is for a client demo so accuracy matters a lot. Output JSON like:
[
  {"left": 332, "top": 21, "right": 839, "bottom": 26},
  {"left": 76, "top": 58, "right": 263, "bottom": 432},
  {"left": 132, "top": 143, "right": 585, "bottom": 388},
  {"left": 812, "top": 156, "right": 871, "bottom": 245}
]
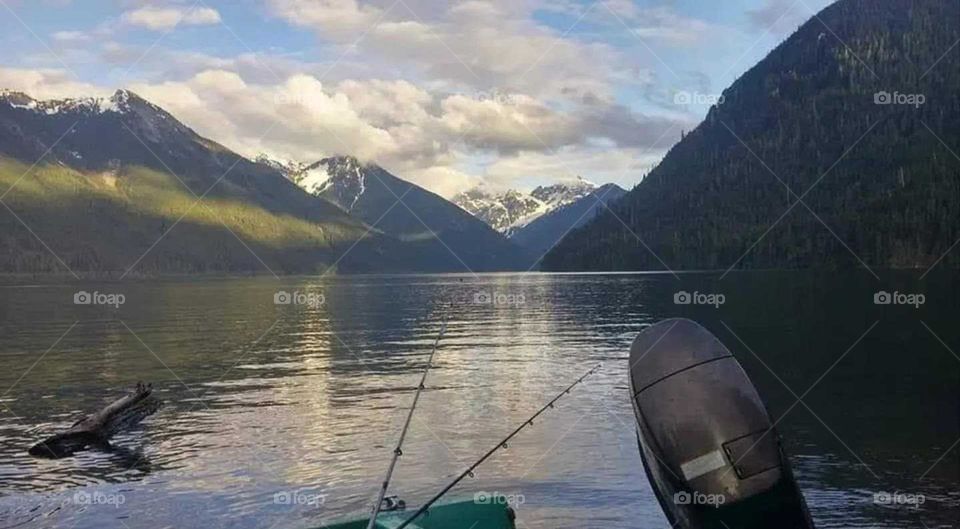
[{"left": 543, "top": 0, "right": 960, "bottom": 272}]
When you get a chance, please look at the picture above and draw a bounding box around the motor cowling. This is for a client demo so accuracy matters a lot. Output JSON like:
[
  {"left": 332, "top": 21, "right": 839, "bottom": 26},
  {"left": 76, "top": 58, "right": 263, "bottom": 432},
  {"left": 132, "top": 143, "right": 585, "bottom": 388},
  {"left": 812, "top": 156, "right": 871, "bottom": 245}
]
[{"left": 629, "top": 318, "right": 814, "bottom": 529}]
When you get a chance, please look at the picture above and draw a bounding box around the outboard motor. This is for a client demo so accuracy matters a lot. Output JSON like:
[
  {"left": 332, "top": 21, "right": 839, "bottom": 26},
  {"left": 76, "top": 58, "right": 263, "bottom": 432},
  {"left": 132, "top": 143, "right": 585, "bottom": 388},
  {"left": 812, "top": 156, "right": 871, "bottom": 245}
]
[{"left": 629, "top": 319, "right": 815, "bottom": 529}]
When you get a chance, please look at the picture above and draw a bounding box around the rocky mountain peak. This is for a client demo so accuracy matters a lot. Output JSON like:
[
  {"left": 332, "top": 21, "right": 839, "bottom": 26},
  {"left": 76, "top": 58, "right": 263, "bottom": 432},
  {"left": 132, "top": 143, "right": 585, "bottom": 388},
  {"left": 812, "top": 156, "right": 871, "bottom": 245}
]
[
  {"left": 286, "top": 155, "right": 377, "bottom": 211},
  {"left": 530, "top": 177, "right": 595, "bottom": 205},
  {"left": 453, "top": 179, "right": 599, "bottom": 235}
]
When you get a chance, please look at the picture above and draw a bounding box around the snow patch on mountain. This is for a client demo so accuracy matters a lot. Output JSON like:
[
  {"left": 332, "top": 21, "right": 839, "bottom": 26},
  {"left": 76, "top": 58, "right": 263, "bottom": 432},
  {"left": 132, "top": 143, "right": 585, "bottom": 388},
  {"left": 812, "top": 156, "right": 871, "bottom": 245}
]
[
  {"left": 262, "top": 155, "right": 371, "bottom": 212},
  {"left": 0, "top": 89, "right": 138, "bottom": 116},
  {"left": 298, "top": 165, "right": 333, "bottom": 195},
  {"left": 453, "top": 177, "right": 598, "bottom": 235}
]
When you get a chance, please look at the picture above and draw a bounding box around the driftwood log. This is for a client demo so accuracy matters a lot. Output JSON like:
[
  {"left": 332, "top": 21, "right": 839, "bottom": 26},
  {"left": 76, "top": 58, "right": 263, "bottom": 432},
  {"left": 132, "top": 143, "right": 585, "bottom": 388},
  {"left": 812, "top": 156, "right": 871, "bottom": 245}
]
[{"left": 28, "top": 382, "right": 163, "bottom": 458}]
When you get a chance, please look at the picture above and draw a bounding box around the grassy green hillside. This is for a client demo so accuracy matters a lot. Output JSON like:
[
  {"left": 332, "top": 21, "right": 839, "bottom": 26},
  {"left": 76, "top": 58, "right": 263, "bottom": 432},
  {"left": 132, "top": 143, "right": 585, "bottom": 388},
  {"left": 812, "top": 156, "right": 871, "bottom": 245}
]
[{"left": 0, "top": 158, "right": 376, "bottom": 275}]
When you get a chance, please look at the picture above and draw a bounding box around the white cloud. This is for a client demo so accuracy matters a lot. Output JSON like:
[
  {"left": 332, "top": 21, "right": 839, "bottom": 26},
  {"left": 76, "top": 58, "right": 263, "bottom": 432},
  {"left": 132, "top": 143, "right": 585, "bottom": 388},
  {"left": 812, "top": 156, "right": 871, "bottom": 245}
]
[
  {"left": 482, "top": 145, "right": 664, "bottom": 192},
  {"left": 3, "top": 0, "right": 736, "bottom": 196},
  {"left": 121, "top": 6, "right": 222, "bottom": 31},
  {"left": 0, "top": 58, "right": 691, "bottom": 196},
  {"left": 266, "top": 0, "right": 382, "bottom": 40},
  {"left": 439, "top": 93, "right": 579, "bottom": 153},
  {"left": 0, "top": 67, "right": 109, "bottom": 99},
  {"left": 51, "top": 30, "right": 91, "bottom": 43},
  {"left": 130, "top": 70, "right": 396, "bottom": 162},
  {"left": 118, "top": 66, "right": 686, "bottom": 196},
  {"left": 401, "top": 164, "right": 478, "bottom": 199},
  {"left": 267, "top": 0, "right": 620, "bottom": 101}
]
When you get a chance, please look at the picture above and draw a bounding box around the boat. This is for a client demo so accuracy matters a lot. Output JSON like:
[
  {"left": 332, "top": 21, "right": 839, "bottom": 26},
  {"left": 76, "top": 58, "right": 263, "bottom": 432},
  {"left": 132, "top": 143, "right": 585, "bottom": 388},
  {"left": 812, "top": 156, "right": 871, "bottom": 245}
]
[
  {"left": 629, "top": 318, "right": 816, "bottom": 529},
  {"left": 318, "top": 499, "right": 516, "bottom": 529}
]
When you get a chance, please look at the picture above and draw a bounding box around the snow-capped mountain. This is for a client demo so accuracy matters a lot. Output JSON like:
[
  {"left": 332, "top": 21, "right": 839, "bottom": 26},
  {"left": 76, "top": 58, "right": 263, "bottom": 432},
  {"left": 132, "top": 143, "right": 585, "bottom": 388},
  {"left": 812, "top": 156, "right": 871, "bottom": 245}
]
[
  {"left": 298, "top": 156, "right": 368, "bottom": 211},
  {"left": 0, "top": 88, "right": 413, "bottom": 275},
  {"left": 452, "top": 177, "right": 598, "bottom": 235},
  {"left": 259, "top": 155, "right": 369, "bottom": 211},
  {"left": 254, "top": 154, "right": 309, "bottom": 181},
  {"left": 452, "top": 188, "right": 543, "bottom": 235},
  {"left": 1, "top": 88, "right": 132, "bottom": 116},
  {"left": 283, "top": 155, "right": 526, "bottom": 270},
  {"left": 512, "top": 183, "right": 626, "bottom": 259},
  {"left": 0, "top": 88, "right": 218, "bottom": 170}
]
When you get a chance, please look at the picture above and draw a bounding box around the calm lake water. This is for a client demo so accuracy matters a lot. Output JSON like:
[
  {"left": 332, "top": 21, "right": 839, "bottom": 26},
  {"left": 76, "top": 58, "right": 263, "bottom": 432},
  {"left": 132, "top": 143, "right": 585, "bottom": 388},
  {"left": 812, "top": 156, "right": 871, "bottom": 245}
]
[{"left": 0, "top": 272, "right": 957, "bottom": 529}]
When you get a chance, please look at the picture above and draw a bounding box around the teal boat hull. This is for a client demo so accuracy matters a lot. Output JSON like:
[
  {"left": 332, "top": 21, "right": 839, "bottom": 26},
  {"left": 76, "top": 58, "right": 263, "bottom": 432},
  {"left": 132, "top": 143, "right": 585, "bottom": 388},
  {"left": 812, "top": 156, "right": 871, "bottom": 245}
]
[{"left": 318, "top": 500, "right": 516, "bottom": 529}]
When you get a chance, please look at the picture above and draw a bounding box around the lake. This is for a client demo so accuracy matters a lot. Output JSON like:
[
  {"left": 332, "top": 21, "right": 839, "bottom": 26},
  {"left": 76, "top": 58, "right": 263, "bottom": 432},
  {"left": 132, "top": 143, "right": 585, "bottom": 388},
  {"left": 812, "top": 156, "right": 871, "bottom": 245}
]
[{"left": 0, "top": 272, "right": 956, "bottom": 528}]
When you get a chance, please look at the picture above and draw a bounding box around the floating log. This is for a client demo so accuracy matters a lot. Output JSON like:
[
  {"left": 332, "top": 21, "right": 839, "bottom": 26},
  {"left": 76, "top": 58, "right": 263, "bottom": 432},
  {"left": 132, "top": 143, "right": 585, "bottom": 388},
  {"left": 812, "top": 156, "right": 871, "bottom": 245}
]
[{"left": 28, "top": 382, "right": 163, "bottom": 459}]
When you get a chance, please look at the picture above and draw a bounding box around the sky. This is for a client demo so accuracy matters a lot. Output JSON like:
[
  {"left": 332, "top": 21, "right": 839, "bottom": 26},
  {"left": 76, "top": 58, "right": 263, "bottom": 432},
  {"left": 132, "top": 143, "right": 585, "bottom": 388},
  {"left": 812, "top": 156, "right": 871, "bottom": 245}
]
[{"left": 0, "top": 0, "right": 833, "bottom": 197}]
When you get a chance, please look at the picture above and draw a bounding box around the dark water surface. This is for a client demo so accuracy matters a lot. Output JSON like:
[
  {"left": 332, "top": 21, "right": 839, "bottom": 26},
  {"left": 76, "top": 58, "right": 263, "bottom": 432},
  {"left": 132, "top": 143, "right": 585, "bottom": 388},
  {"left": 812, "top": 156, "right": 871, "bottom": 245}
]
[{"left": 0, "top": 272, "right": 957, "bottom": 528}]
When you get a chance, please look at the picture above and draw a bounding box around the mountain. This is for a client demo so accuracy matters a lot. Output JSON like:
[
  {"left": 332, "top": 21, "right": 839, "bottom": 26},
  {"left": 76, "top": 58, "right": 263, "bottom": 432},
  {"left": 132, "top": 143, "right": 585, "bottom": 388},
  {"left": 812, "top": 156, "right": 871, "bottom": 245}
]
[
  {"left": 254, "top": 154, "right": 309, "bottom": 179},
  {"left": 452, "top": 188, "right": 543, "bottom": 235},
  {"left": 0, "top": 90, "right": 451, "bottom": 275},
  {"left": 452, "top": 178, "right": 596, "bottom": 235},
  {"left": 543, "top": 0, "right": 960, "bottom": 272},
  {"left": 451, "top": 179, "right": 625, "bottom": 263},
  {"left": 288, "top": 155, "right": 526, "bottom": 271},
  {"left": 512, "top": 183, "right": 626, "bottom": 261}
]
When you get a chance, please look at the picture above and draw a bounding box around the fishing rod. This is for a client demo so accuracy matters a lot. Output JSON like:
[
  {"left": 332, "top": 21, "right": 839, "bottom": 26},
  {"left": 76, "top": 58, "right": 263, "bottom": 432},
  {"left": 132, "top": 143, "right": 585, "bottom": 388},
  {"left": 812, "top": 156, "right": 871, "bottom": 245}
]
[
  {"left": 395, "top": 363, "right": 602, "bottom": 529},
  {"left": 366, "top": 321, "right": 448, "bottom": 529}
]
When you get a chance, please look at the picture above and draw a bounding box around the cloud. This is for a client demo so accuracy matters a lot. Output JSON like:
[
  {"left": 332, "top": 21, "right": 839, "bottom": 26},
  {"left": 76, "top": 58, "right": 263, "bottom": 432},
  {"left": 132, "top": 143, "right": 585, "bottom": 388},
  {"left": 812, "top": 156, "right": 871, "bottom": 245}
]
[
  {"left": 439, "top": 93, "right": 580, "bottom": 153},
  {"left": 121, "top": 6, "right": 222, "bottom": 31},
  {"left": 130, "top": 70, "right": 397, "bottom": 162},
  {"left": 0, "top": 56, "right": 692, "bottom": 196},
  {"left": 51, "top": 30, "right": 91, "bottom": 43},
  {"left": 630, "top": 8, "right": 714, "bottom": 47},
  {"left": 266, "top": 0, "right": 382, "bottom": 40},
  {"left": 402, "top": 164, "right": 478, "bottom": 198},
  {"left": 482, "top": 145, "right": 666, "bottom": 192},
  {"left": 119, "top": 65, "right": 686, "bottom": 196},
  {"left": 0, "top": 67, "right": 109, "bottom": 99},
  {"left": 4, "top": 0, "right": 735, "bottom": 196},
  {"left": 266, "top": 0, "right": 620, "bottom": 101}
]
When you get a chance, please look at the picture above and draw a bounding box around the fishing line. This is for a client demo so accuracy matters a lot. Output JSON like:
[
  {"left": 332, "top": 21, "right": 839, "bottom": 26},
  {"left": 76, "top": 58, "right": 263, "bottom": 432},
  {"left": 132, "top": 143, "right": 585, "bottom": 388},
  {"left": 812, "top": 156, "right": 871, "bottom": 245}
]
[
  {"left": 366, "top": 321, "right": 447, "bottom": 529},
  {"left": 395, "top": 363, "right": 602, "bottom": 529}
]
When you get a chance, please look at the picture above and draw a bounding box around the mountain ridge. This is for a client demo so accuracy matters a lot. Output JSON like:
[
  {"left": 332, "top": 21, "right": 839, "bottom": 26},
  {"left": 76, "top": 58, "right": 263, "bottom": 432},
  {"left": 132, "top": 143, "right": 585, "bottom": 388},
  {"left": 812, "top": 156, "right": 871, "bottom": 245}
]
[
  {"left": 283, "top": 154, "right": 529, "bottom": 271},
  {"left": 543, "top": 0, "right": 960, "bottom": 272},
  {"left": 0, "top": 89, "right": 507, "bottom": 275},
  {"left": 452, "top": 178, "right": 598, "bottom": 235}
]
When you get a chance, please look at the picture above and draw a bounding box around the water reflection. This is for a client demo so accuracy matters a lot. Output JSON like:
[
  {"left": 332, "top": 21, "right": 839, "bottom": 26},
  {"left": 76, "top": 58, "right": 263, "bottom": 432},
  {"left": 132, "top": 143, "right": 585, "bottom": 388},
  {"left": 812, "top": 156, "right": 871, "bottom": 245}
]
[{"left": 0, "top": 272, "right": 956, "bottom": 529}]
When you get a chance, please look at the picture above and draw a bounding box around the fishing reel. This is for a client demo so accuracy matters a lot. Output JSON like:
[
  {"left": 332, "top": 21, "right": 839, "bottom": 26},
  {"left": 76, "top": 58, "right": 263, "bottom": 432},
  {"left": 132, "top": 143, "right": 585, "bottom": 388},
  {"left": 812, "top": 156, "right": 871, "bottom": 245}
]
[{"left": 380, "top": 495, "right": 406, "bottom": 512}]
